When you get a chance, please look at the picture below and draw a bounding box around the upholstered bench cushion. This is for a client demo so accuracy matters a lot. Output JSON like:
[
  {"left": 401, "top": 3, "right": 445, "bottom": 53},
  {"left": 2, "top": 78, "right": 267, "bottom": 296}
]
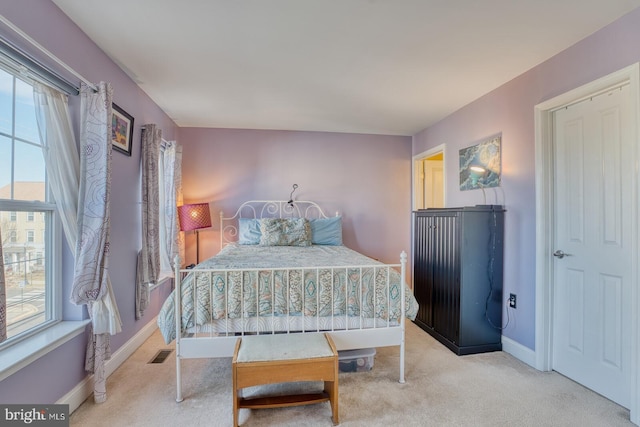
[{"left": 236, "top": 333, "right": 334, "bottom": 363}]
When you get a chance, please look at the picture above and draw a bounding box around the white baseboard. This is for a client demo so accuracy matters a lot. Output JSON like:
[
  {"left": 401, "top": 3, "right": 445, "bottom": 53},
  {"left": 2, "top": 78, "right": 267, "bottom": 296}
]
[
  {"left": 57, "top": 316, "right": 158, "bottom": 413},
  {"left": 502, "top": 335, "right": 536, "bottom": 369}
]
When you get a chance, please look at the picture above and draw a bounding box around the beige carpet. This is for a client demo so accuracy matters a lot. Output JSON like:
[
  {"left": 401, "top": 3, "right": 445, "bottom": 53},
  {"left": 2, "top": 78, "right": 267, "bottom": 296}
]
[{"left": 70, "top": 322, "right": 632, "bottom": 426}]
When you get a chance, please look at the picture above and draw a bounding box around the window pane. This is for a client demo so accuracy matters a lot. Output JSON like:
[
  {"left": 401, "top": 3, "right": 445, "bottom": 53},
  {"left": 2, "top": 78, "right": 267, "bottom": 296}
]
[
  {"left": 1, "top": 210, "right": 49, "bottom": 338},
  {"left": 0, "top": 135, "right": 11, "bottom": 194},
  {"left": 0, "top": 69, "right": 12, "bottom": 136},
  {"left": 0, "top": 62, "right": 57, "bottom": 346},
  {"left": 14, "top": 142, "right": 45, "bottom": 201},
  {"left": 14, "top": 78, "right": 39, "bottom": 144}
]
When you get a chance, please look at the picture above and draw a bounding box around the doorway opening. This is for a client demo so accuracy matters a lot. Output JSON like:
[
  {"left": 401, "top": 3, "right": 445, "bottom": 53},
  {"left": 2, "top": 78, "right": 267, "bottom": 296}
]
[{"left": 413, "top": 145, "right": 445, "bottom": 210}]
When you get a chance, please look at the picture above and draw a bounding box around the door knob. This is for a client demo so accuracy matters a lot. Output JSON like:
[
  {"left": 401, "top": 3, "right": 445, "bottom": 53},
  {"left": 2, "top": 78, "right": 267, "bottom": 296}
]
[{"left": 553, "top": 250, "right": 569, "bottom": 259}]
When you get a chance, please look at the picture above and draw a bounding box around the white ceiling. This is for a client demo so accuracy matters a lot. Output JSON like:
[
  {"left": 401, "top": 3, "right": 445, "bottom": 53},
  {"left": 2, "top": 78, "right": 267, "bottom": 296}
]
[{"left": 53, "top": 0, "right": 640, "bottom": 136}]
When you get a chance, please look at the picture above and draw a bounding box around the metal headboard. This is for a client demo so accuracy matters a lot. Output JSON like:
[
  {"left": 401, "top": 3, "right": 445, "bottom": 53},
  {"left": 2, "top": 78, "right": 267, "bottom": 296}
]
[{"left": 219, "top": 200, "right": 337, "bottom": 248}]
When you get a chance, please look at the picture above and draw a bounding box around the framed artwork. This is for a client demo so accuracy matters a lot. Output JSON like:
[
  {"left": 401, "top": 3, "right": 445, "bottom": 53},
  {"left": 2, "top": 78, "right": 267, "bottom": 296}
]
[
  {"left": 112, "top": 103, "right": 134, "bottom": 156},
  {"left": 459, "top": 135, "right": 501, "bottom": 190}
]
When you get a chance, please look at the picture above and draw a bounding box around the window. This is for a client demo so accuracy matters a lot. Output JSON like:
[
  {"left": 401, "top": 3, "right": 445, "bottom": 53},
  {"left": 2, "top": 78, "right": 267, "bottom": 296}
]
[{"left": 0, "top": 65, "right": 60, "bottom": 344}]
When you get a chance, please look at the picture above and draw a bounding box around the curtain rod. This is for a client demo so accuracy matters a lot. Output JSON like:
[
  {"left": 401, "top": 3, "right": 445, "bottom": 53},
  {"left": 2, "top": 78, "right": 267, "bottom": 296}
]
[
  {"left": 0, "top": 14, "right": 98, "bottom": 92},
  {"left": 141, "top": 125, "right": 172, "bottom": 147},
  {"left": 0, "top": 39, "right": 79, "bottom": 95}
]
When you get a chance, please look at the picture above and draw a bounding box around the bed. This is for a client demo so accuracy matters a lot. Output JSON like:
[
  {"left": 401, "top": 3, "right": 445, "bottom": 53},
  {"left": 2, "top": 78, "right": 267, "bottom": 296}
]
[{"left": 157, "top": 200, "right": 419, "bottom": 402}]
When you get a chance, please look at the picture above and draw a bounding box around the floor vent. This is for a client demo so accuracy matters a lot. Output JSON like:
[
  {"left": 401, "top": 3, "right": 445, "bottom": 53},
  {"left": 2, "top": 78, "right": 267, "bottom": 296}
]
[{"left": 149, "top": 349, "right": 172, "bottom": 364}]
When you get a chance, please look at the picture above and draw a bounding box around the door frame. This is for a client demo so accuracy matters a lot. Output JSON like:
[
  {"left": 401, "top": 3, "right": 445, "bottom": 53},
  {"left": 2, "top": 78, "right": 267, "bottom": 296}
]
[
  {"left": 412, "top": 144, "right": 446, "bottom": 210},
  {"left": 534, "top": 63, "right": 640, "bottom": 423}
]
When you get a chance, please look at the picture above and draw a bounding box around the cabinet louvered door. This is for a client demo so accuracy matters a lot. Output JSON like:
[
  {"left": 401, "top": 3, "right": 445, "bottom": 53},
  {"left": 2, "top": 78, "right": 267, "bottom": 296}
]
[
  {"left": 430, "top": 213, "right": 460, "bottom": 345},
  {"left": 413, "top": 213, "right": 433, "bottom": 330},
  {"left": 413, "top": 211, "right": 459, "bottom": 340}
]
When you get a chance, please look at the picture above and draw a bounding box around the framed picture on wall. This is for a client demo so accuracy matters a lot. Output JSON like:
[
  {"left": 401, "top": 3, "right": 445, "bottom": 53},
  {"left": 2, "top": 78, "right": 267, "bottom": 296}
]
[
  {"left": 112, "top": 103, "right": 134, "bottom": 156},
  {"left": 459, "top": 135, "right": 501, "bottom": 190}
]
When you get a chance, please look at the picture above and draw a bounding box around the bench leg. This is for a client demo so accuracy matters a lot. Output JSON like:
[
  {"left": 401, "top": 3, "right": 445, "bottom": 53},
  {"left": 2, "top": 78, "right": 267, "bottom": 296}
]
[
  {"left": 324, "top": 379, "right": 339, "bottom": 425},
  {"left": 232, "top": 365, "right": 239, "bottom": 427}
]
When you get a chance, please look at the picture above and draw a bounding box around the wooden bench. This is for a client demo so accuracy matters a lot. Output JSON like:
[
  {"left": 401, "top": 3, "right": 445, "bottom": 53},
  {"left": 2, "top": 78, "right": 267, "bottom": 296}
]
[{"left": 232, "top": 332, "right": 339, "bottom": 426}]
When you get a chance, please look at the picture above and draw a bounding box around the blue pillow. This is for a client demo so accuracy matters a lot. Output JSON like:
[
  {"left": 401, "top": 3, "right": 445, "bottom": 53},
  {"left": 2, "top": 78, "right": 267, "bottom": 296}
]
[
  {"left": 238, "top": 218, "right": 261, "bottom": 244},
  {"left": 309, "top": 217, "right": 342, "bottom": 245}
]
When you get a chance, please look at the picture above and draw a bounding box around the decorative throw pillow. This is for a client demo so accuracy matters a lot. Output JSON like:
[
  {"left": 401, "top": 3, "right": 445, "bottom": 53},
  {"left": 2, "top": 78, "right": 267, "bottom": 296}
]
[
  {"left": 259, "top": 218, "right": 312, "bottom": 246},
  {"left": 238, "top": 218, "right": 261, "bottom": 245},
  {"left": 309, "top": 216, "right": 343, "bottom": 245}
]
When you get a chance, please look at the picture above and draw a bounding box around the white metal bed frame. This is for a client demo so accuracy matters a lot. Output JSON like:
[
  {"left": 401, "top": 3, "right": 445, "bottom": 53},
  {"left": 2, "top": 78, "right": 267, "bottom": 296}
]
[{"left": 172, "top": 200, "right": 407, "bottom": 402}]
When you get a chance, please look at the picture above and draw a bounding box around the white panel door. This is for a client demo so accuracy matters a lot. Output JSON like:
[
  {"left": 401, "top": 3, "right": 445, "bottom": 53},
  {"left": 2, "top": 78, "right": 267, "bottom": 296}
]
[
  {"left": 552, "top": 85, "right": 633, "bottom": 407},
  {"left": 424, "top": 159, "right": 444, "bottom": 208}
]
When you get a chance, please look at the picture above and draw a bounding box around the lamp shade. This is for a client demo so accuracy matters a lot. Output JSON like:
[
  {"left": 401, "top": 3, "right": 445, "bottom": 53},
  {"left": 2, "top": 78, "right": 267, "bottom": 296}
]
[{"left": 178, "top": 203, "right": 212, "bottom": 232}]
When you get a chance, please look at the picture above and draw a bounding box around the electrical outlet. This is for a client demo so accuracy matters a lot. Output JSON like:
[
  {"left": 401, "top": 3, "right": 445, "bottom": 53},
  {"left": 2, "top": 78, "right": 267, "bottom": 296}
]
[{"left": 509, "top": 293, "right": 517, "bottom": 309}]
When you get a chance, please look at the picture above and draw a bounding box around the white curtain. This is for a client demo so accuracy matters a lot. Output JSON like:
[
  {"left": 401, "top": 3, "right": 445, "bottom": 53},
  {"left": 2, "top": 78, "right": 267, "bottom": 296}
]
[
  {"left": 158, "top": 141, "right": 182, "bottom": 276},
  {"left": 35, "top": 81, "right": 121, "bottom": 402},
  {"left": 0, "top": 228, "right": 6, "bottom": 343},
  {"left": 33, "top": 83, "right": 79, "bottom": 251},
  {"left": 71, "top": 82, "right": 122, "bottom": 403}
]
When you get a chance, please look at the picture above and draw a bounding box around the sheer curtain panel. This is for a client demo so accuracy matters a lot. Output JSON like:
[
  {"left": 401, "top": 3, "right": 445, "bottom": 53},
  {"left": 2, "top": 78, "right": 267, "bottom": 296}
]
[
  {"left": 33, "top": 82, "right": 80, "bottom": 249},
  {"left": 0, "top": 228, "right": 6, "bottom": 343},
  {"left": 158, "top": 141, "right": 182, "bottom": 277}
]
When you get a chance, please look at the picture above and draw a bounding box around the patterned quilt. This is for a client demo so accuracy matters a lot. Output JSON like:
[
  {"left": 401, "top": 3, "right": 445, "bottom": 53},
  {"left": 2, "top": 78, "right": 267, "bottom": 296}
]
[{"left": 157, "top": 244, "right": 418, "bottom": 344}]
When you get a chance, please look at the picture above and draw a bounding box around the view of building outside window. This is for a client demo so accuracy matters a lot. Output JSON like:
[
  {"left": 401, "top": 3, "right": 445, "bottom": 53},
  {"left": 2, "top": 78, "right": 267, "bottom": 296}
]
[{"left": 0, "top": 193, "right": 47, "bottom": 337}]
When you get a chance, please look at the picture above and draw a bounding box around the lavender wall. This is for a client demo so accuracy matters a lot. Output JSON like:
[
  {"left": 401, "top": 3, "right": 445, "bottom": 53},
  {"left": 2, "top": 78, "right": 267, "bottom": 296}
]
[
  {"left": 413, "top": 7, "right": 640, "bottom": 350},
  {"left": 0, "top": 0, "right": 177, "bottom": 403},
  {"left": 178, "top": 128, "right": 412, "bottom": 268}
]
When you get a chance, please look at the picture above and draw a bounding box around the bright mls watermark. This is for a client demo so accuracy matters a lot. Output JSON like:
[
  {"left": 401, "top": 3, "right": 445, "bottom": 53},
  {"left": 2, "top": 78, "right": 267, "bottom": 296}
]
[{"left": 1, "top": 405, "right": 68, "bottom": 426}]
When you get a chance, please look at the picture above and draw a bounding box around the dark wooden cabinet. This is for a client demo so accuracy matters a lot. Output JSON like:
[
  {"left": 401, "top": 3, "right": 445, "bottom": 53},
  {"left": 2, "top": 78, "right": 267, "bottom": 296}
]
[{"left": 413, "top": 206, "right": 504, "bottom": 355}]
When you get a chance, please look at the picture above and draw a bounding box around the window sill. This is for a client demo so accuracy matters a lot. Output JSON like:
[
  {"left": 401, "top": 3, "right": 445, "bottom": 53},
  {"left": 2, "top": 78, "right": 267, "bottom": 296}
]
[
  {"left": 149, "top": 274, "right": 173, "bottom": 292},
  {"left": 0, "top": 320, "right": 90, "bottom": 382}
]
